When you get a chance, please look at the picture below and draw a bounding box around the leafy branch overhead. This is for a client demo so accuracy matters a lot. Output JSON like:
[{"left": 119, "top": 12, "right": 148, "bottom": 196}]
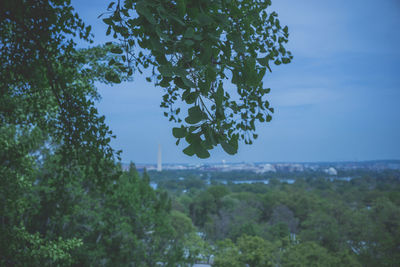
[{"left": 103, "top": 0, "right": 292, "bottom": 158}]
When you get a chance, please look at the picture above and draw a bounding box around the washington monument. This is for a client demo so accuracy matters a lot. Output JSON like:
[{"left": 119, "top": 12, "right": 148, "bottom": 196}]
[{"left": 157, "top": 144, "right": 162, "bottom": 172}]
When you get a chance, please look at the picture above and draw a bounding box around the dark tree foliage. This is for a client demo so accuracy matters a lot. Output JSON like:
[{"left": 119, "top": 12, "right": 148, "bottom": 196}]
[
  {"left": 0, "top": 0, "right": 184, "bottom": 265},
  {"left": 0, "top": 0, "right": 124, "bottom": 182},
  {"left": 0, "top": 0, "right": 114, "bottom": 264},
  {"left": 0, "top": 0, "right": 293, "bottom": 265},
  {"left": 159, "top": 170, "right": 400, "bottom": 267}
]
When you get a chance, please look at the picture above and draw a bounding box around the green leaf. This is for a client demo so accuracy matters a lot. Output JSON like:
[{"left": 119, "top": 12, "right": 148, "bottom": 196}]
[
  {"left": 258, "top": 68, "right": 266, "bottom": 82},
  {"left": 184, "top": 92, "right": 198, "bottom": 104},
  {"left": 174, "top": 67, "right": 188, "bottom": 78},
  {"left": 182, "top": 77, "right": 195, "bottom": 88},
  {"left": 136, "top": 3, "right": 156, "bottom": 24},
  {"left": 205, "top": 126, "right": 217, "bottom": 146},
  {"left": 171, "top": 15, "right": 185, "bottom": 26},
  {"left": 199, "top": 80, "right": 211, "bottom": 94},
  {"left": 195, "top": 144, "right": 210, "bottom": 158},
  {"left": 200, "top": 45, "right": 212, "bottom": 64},
  {"left": 184, "top": 27, "right": 195, "bottom": 39},
  {"left": 107, "top": 2, "right": 115, "bottom": 10},
  {"left": 159, "top": 78, "right": 171, "bottom": 87},
  {"left": 185, "top": 106, "right": 204, "bottom": 124},
  {"left": 231, "top": 33, "right": 245, "bottom": 53},
  {"left": 150, "top": 38, "right": 163, "bottom": 51},
  {"left": 184, "top": 39, "right": 195, "bottom": 46},
  {"left": 183, "top": 144, "right": 196, "bottom": 156},
  {"left": 283, "top": 25, "right": 289, "bottom": 34},
  {"left": 197, "top": 13, "right": 213, "bottom": 26},
  {"left": 221, "top": 140, "right": 237, "bottom": 155},
  {"left": 158, "top": 65, "right": 174, "bottom": 77},
  {"left": 257, "top": 55, "right": 269, "bottom": 67},
  {"left": 205, "top": 66, "right": 217, "bottom": 83},
  {"left": 192, "top": 33, "right": 203, "bottom": 41},
  {"left": 172, "top": 127, "right": 187, "bottom": 138},
  {"left": 103, "top": 17, "right": 113, "bottom": 25},
  {"left": 108, "top": 58, "right": 116, "bottom": 66},
  {"left": 174, "top": 77, "right": 189, "bottom": 89},
  {"left": 215, "top": 83, "right": 223, "bottom": 107},
  {"left": 177, "top": 0, "right": 186, "bottom": 16}
]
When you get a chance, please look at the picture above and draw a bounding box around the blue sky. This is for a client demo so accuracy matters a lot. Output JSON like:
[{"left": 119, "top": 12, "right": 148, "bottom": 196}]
[{"left": 73, "top": 0, "right": 400, "bottom": 164}]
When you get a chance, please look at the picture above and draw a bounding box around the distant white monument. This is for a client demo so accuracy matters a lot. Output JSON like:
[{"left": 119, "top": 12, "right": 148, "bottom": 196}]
[
  {"left": 222, "top": 159, "right": 227, "bottom": 168},
  {"left": 157, "top": 144, "right": 162, "bottom": 172}
]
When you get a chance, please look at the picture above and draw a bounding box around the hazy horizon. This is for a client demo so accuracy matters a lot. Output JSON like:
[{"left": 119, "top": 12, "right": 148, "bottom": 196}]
[{"left": 122, "top": 158, "right": 400, "bottom": 166}]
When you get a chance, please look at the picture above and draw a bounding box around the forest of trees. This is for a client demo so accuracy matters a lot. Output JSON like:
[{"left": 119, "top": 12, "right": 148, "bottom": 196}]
[
  {"left": 0, "top": 0, "right": 290, "bottom": 265},
  {"left": 1, "top": 0, "right": 399, "bottom": 266},
  {"left": 155, "top": 169, "right": 400, "bottom": 266}
]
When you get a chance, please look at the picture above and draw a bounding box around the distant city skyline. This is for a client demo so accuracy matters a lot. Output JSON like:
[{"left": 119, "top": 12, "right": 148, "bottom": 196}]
[
  {"left": 73, "top": 0, "right": 400, "bottom": 164},
  {"left": 122, "top": 160, "right": 400, "bottom": 173}
]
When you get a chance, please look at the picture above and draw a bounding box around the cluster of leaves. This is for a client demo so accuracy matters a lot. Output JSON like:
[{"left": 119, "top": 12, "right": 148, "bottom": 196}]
[
  {"left": 12, "top": 226, "right": 83, "bottom": 266},
  {"left": 28, "top": 161, "right": 190, "bottom": 266},
  {"left": 214, "top": 236, "right": 359, "bottom": 267},
  {"left": 102, "top": 0, "right": 292, "bottom": 158},
  {"left": 0, "top": 0, "right": 127, "bottom": 178},
  {"left": 0, "top": 131, "right": 190, "bottom": 265},
  {"left": 0, "top": 124, "right": 83, "bottom": 266}
]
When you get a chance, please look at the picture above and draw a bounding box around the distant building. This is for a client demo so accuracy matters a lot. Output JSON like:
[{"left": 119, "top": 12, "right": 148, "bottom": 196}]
[
  {"left": 324, "top": 167, "right": 338, "bottom": 175},
  {"left": 256, "top": 163, "right": 277, "bottom": 173}
]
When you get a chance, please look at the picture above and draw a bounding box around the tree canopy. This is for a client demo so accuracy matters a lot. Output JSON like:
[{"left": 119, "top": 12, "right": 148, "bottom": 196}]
[
  {"left": 102, "top": 0, "right": 292, "bottom": 158},
  {"left": 0, "top": 0, "right": 292, "bottom": 265}
]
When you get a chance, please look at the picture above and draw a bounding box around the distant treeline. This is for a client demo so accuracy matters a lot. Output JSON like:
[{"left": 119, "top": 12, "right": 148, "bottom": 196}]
[
  {"left": 148, "top": 168, "right": 400, "bottom": 182},
  {"left": 155, "top": 169, "right": 400, "bottom": 266}
]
